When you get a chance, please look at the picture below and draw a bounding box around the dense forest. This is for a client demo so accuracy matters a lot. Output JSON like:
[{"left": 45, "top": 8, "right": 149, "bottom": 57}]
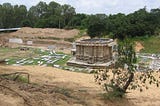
[{"left": 0, "top": 1, "right": 160, "bottom": 39}]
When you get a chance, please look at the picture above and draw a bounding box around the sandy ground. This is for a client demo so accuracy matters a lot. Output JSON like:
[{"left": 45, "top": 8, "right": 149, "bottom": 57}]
[
  {"left": 135, "top": 42, "right": 144, "bottom": 52},
  {"left": 0, "top": 65, "right": 160, "bottom": 106},
  {"left": 0, "top": 65, "right": 105, "bottom": 106},
  {"left": 75, "top": 36, "right": 90, "bottom": 41},
  {"left": 0, "top": 65, "right": 101, "bottom": 92},
  {"left": 10, "top": 27, "right": 79, "bottom": 39}
]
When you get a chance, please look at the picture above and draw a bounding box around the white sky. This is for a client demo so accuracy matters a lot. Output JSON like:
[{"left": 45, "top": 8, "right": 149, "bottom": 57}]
[{"left": 0, "top": 0, "right": 160, "bottom": 14}]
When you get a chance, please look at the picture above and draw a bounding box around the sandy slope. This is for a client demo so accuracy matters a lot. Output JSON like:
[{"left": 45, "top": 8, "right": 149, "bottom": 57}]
[
  {"left": 0, "top": 65, "right": 101, "bottom": 91},
  {"left": 135, "top": 42, "right": 144, "bottom": 52},
  {"left": 10, "top": 27, "right": 79, "bottom": 39},
  {"left": 0, "top": 65, "right": 160, "bottom": 106}
]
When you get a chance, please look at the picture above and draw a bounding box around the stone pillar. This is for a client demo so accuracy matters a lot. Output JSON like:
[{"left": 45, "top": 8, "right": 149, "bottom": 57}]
[
  {"left": 109, "top": 47, "right": 112, "bottom": 60},
  {"left": 76, "top": 45, "right": 79, "bottom": 60}
]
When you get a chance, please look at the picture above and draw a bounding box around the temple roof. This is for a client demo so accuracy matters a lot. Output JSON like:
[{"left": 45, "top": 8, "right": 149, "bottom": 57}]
[{"left": 76, "top": 38, "right": 114, "bottom": 45}]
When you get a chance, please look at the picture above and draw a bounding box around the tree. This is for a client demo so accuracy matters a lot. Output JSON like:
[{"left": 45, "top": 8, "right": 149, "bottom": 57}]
[
  {"left": 87, "top": 15, "right": 106, "bottom": 38},
  {"left": 87, "top": 21, "right": 106, "bottom": 38},
  {"left": 95, "top": 39, "right": 160, "bottom": 98},
  {"left": 61, "top": 4, "right": 76, "bottom": 27},
  {"left": 28, "top": 2, "right": 48, "bottom": 27},
  {"left": 1, "top": 3, "right": 14, "bottom": 28},
  {"left": 47, "top": 1, "right": 61, "bottom": 16},
  {"left": 13, "top": 5, "right": 27, "bottom": 27},
  {"left": 0, "top": 4, "right": 3, "bottom": 28},
  {"left": 68, "top": 13, "right": 87, "bottom": 28},
  {"left": 21, "top": 19, "right": 32, "bottom": 27},
  {"left": 35, "top": 1, "right": 48, "bottom": 18}
]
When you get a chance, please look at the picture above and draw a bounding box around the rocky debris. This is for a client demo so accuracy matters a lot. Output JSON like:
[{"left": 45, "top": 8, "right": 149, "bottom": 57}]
[
  {"left": 9, "top": 38, "right": 23, "bottom": 44},
  {"left": 137, "top": 53, "right": 160, "bottom": 71},
  {"left": 0, "top": 59, "right": 5, "bottom": 64},
  {"left": 149, "top": 59, "right": 160, "bottom": 70},
  {"left": 5, "top": 49, "right": 68, "bottom": 67}
]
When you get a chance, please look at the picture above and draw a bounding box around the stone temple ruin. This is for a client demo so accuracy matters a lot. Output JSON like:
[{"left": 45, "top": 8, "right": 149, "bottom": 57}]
[{"left": 67, "top": 38, "right": 117, "bottom": 68}]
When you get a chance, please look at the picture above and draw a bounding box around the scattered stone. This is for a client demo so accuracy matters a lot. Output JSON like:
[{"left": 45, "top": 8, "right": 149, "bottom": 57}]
[
  {"left": 53, "top": 64, "right": 60, "bottom": 68},
  {"left": 41, "top": 64, "right": 47, "bottom": 67},
  {"left": 27, "top": 41, "right": 33, "bottom": 45},
  {"left": 5, "top": 59, "right": 10, "bottom": 61},
  {"left": 12, "top": 64, "right": 21, "bottom": 66},
  {"left": 19, "top": 47, "right": 29, "bottom": 51},
  {"left": 9, "top": 38, "right": 23, "bottom": 44}
]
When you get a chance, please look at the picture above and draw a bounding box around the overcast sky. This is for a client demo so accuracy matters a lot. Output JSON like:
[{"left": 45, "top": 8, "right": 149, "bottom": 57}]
[{"left": 0, "top": 0, "right": 160, "bottom": 14}]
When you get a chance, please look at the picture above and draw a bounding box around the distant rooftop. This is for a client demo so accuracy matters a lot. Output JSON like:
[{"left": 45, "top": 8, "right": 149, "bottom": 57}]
[
  {"left": 0, "top": 28, "right": 21, "bottom": 32},
  {"left": 77, "top": 38, "right": 113, "bottom": 44}
]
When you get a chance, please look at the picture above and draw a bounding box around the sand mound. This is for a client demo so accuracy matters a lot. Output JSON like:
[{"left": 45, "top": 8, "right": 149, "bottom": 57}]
[
  {"left": 10, "top": 27, "right": 79, "bottom": 39},
  {"left": 135, "top": 42, "right": 144, "bottom": 52}
]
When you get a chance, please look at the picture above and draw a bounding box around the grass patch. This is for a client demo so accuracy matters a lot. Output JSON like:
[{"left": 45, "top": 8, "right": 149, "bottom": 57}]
[
  {"left": 0, "top": 47, "right": 15, "bottom": 53},
  {"left": 16, "top": 75, "right": 29, "bottom": 83},
  {"left": 55, "top": 51, "right": 66, "bottom": 55},
  {"left": 37, "top": 36, "right": 61, "bottom": 40},
  {"left": 64, "top": 38, "right": 75, "bottom": 42},
  {"left": 54, "top": 87, "right": 72, "bottom": 98},
  {"left": 103, "top": 91, "right": 124, "bottom": 100},
  {"left": 129, "top": 36, "right": 160, "bottom": 53},
  {"left": 3, "top": 47, "right": 70, "bottom": 67},
  {"left": 54, "top": 55, "right": 71, "bottom": 66},
  {"left": 1, "top": 74, "right": 29, "bottom": 83},
  {"left": 140, "top": 36, "right": 160, "bottom": 53},
  {"left": 64, "top": 29, "right": 87, "bottom": 42},
  {"left": 0, "top": 47, "right": 39, "bottom": 60}
]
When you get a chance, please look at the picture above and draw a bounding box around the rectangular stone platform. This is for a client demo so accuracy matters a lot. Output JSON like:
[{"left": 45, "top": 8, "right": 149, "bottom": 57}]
[{"left": 67, "top": 58, "right": 113, "bottom": 69}]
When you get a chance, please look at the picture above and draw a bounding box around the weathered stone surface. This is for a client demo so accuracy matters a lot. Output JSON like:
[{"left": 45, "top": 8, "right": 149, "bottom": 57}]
[
  {"left": 9, "top": 38, "right": 23, "bottom": 44},
  {"left": 68, "top": 39, "right": 116, "bottom": 68}
]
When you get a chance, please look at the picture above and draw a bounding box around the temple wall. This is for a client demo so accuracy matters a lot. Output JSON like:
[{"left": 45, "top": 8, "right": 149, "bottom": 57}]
[{"left": 75, "top": 43, "right": 112, "bottom": 64}]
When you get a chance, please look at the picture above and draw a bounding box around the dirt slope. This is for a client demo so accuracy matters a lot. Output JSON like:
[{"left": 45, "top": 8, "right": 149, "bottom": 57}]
[
  {"left": 0, "top": 65, "right": 105, "bottom": 106},
  {"left": 135, "top": 42, "right": 144, "bottom": 52},
  {"left": 0, "top": 27, "right": 80, "bottom": 53},
  {"left": 0, "top": 65, "right": 160, "bottom": 106},
  {"left": 10, "top": 27, "right": 79, "bottom": 39}
]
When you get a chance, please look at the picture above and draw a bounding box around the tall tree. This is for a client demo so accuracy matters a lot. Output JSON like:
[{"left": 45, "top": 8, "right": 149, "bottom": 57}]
[
  {"left": 13, "top": 5, "right": 27, "bottom": 27},
  {"left": 1, "top": 3, "right": 14, "bottom": 28},
  {"left": 95, "top": 40, "right": 160, "bottom": 98},
  {"left": 87, "top": 15, "right": 106, "bottom": 38},
  {"left": 61, "top": 4, "right": 76, "bottom": 27}
]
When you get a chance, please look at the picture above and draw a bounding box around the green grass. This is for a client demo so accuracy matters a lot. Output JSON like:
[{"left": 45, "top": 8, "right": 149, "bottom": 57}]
[
  {"left": 33, "top": 49, "right": 50, "bottom": 55},
  {"left": 129, "top": 36, "right": 160, "bottom": 53},
  {"left": 140, "top": 36, "right": 160, "bottom": 53},
  {"left": 16, "top": 75, "right": 29, "bottom": 83},
  {"left": 54, "top": 55, "right": 71, "bottom": 66},
  {"left": 2, "top": 47, "right": 70, "bottom": 67},
  {"left": 54, "top": 87, "right": 72, "bottom": 98},
  {"left": 6, "top": 59, "right": 17, "bottom": 65},
  {"left": 64, "top": 29, "right": 87, "bottom": 42},
  {"left": 0, "top": 47, "right": 18, "bottom": 55},
  {"left": 1, "top": 74, "right": 29, "bottom": 83}
]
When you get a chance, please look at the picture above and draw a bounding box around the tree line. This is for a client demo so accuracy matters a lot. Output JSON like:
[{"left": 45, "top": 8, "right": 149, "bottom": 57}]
[{"left": 0, "top": 1, "right": 160, "bottom": 38}]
